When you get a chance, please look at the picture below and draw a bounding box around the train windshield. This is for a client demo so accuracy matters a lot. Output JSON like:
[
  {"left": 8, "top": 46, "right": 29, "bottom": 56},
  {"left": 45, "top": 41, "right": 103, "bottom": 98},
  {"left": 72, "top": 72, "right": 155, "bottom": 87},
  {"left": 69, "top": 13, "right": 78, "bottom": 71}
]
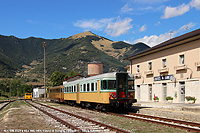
[
  {"left": 101, "top": 80, "right": 116, "bottom": 90},
  {"left": 128, "top": 80, "right": 134, "bottom": 90},
  {"left": 26, "top": 93, "right": 32, "bottom": 95}
]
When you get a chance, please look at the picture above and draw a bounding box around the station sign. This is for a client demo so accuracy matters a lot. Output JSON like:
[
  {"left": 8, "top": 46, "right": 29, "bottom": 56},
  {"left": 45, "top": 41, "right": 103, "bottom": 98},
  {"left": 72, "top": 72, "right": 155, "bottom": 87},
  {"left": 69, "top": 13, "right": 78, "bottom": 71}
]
[{"left": 154, "top": 75, "right": 174, "bottom": 81}]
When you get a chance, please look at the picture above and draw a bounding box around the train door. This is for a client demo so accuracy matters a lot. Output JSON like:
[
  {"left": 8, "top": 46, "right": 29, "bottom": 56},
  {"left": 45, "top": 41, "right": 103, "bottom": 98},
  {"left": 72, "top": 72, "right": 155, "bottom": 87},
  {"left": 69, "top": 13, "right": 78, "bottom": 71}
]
[
  {"left": 61, "top": 87, "right": 64, "bottom": 102},
  {"left": 116, "top": 72, "right": 128, "bottom": 99},
  {"left": 76, "top": 84, "right": 80, "bottom": 104},
  {"left": 97, "top": 80, "right": 101, "bottom": 102}
]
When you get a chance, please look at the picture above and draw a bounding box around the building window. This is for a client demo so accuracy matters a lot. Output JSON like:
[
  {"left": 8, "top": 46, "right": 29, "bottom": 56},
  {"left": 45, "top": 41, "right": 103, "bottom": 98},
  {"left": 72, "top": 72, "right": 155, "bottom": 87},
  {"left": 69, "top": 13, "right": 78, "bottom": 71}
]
[
  {"left": 137, "top": 65, "right": 140, "bottom": 73},
  {"left": 148, "top": 62, "right": 152, "bottom": 70},
  {"left": 162, "top": 59, "right": 166, "bottom": 68},
  {"left": 180, "top": 54, "right": 185, "bottom": 65}
]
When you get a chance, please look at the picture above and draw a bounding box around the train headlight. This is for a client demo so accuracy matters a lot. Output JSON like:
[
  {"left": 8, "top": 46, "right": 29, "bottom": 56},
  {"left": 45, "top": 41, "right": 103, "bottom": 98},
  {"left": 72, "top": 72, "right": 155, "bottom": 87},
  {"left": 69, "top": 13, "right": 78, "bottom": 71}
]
[{"left": 130, "top": 93, "right": 133, "bottom": 96}]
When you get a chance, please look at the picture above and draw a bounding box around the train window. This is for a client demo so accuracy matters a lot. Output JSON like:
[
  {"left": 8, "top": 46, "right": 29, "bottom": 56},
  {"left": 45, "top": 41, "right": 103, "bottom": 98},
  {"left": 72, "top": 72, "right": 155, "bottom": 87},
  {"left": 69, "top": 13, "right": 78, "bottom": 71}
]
[
  {"left": 119, "top": 79, "right": 124, "bottom": 89},
  {"left": 128, "top": 80, "right": 135, "bottom": 90},
  {"left": 67, "top": 87, "right": 69, "bottom": 92},
  {"left": 74, "top": 85, "right": 76, "bottom": 92},
  {"left": 87, "top": 83, "right": 90, "bottom": 92},
  {"left": 101, "top": 80, "right": 107, "bottom": 89},
  {"left": 80, "top": 84, "right": 82, "bottom": 92},
  {"left": 83, "top": 84, "right": 86, "bottom": 92},
  {"left": 91, "top": 83, "right": 94, "bottom": 91},
  {"left": 95, "top": 82, "right": 97, "bottom": 91},
  {"left": 108, "top": 80, "right": 116, "bottom": 89}
]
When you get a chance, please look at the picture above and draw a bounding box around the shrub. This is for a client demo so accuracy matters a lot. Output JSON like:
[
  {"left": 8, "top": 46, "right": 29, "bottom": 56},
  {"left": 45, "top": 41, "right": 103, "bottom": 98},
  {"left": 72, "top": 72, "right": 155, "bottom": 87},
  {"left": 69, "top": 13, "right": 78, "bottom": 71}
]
[
  {"left": 166, "top": 96, "right": 173, "bottom": 101},
  {"left": 154, "top": 96, "right": 159, "bottom": 100},
  {"left": 185, "top": 96, "right": 197, "bottom": 102}
]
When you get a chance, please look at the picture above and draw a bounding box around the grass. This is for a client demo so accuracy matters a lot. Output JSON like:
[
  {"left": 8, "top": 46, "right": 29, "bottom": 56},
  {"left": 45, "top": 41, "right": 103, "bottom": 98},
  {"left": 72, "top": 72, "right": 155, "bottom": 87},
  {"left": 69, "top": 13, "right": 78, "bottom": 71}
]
[
  {"left": 0, "top": 96, "right": 17, "bottom": 100},
  {"left": 100, "top": 114, "right": 188, "bottom": 133}
]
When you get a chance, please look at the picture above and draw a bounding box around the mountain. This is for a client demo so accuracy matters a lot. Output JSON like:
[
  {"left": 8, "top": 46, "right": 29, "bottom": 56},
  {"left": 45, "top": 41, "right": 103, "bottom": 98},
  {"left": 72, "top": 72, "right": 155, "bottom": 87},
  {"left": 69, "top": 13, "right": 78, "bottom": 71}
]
[{"left": 0, "top": 31, "right": 150, "bottom": 79}]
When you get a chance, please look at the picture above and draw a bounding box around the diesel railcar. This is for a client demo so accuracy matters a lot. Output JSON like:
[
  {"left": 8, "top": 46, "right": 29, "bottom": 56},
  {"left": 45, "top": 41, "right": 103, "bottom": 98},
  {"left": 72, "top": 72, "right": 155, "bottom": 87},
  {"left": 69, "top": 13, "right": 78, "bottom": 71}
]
[
  {"left": 25, "top": 93, "right": 32, "bottom": 100},
  {"left": 61, "top": 72, "right": 136, "bottom": 110},
  {"left": 49, "top": 86, "right": 64, "bottom": 102}
]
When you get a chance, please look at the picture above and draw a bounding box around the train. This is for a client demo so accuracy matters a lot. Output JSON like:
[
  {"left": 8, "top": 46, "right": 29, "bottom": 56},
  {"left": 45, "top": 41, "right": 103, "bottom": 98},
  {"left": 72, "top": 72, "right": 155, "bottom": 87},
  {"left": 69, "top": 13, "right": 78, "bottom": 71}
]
[
  {"left": 25, "top": 93, "right": 32, "bottom": 100},
  {"left": 49, "top": 72, "right": 137, "bottom": 110}
]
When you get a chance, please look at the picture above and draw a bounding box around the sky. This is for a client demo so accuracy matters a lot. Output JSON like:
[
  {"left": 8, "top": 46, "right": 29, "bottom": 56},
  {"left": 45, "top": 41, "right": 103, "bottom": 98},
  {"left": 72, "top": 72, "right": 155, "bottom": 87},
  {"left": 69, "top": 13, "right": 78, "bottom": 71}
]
[{"left": 0, "top": 0, "right": 200, "bottom": 47}]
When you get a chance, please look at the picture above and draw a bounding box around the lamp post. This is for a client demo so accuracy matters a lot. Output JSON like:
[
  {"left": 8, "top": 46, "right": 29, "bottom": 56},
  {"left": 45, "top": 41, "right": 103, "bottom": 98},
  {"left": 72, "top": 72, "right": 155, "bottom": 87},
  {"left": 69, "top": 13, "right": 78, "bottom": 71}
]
[
  {"left": 43, "top": 42, "right": 47, "bottom": 98},
  {"left": 184, "top": 66, "right": 193, "bottom": 79}
]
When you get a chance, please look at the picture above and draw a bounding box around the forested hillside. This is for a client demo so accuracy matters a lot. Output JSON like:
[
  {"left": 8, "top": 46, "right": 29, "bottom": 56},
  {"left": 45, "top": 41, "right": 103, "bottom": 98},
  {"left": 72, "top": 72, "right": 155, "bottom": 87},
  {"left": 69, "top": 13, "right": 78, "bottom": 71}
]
[{"left": 0, "top": 31, "right": 150, "bottom": 78}]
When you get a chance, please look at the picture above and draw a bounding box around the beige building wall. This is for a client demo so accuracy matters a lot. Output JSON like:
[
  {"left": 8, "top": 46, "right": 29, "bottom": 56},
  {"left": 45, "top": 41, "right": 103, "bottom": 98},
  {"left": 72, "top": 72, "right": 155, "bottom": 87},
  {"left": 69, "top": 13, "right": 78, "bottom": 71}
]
[{"left": 128, "top": 31, "right": 200, "bottom": 103}]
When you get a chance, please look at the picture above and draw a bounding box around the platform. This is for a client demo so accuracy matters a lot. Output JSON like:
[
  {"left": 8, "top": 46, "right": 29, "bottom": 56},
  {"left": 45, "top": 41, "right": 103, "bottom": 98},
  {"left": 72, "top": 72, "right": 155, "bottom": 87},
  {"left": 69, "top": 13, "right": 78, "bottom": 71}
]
[{"left": 132, "top": 101, "right": 200, "bottom": 123}]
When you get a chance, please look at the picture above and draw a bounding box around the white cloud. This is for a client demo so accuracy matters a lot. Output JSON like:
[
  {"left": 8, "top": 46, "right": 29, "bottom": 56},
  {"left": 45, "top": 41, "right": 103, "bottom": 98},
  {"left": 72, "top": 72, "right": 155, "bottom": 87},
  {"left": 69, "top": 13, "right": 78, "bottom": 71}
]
[
  {"left": 139, "top": 24, "right": 147, "bottom": 32},
  {"left": 162, "top": 0, "right": 200, "bottom": 19},
  {"left": 121, "top": 3, "right": 133, "bottom": 13},
  {"left": 139, "top": 6, "right": 153, "bottom": 11},
  {"left": 105, "top": 17, "right": 133, "bottom": 37},
  {"left": 134, "top": 32, "right": 171, "bottom": 47},
  {"left": 133, "top": 22, "right": 196, "bottom": 47},
  {"left": 177, "top": 22, "right": 196, "bottom": 33},
  {"left": 190, "top": 0, "right": 200, "bottom": 10},
  {"left": 74, "top": 17, "right": 133, "bottom": 37},
  {"left": 155, "top": 21, "right": 161, "bottom": 26},
  {"left": 162, "top": 3, "right": 190, "bottom": 19},
  {"left": 74, "top": 18, "right": 114, "bottom": 31}
]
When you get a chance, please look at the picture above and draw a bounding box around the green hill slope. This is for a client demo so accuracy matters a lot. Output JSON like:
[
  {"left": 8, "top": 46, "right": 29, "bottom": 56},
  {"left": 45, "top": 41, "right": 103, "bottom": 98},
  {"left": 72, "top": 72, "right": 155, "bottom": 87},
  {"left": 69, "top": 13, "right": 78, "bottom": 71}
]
[{"left": 0, "top": 31, "right": 150, "bottom": 78}]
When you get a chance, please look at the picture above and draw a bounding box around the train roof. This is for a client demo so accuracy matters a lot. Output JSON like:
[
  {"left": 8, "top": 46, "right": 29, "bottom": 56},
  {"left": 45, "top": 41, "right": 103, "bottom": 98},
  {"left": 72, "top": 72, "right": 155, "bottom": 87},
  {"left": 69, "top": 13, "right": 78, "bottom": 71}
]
[
  {"left": 49, "top": 85, "right": 64, "bottom": 89},
  {"left": 63, "top": 72, "right": 134, "bottom": 86}
]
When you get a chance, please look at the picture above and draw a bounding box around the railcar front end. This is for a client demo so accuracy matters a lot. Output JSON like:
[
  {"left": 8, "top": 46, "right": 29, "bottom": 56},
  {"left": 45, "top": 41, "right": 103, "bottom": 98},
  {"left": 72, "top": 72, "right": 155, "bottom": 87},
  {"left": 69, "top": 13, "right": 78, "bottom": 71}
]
[
  {"left": 25, "top": 93, "right": 32, "bottom": 100},
  {"left": 49, "top": 86, "right": 64, "bottom": 102},
  {"left": 101, "top": 72, "right": 137, "bottom": 109}
]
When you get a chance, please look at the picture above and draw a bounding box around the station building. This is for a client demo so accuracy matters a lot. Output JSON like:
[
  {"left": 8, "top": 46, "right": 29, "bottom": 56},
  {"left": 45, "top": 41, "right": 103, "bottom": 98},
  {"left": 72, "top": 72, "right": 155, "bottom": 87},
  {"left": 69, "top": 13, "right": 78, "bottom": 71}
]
[
  {"left": 124, "top": 28, "right": 200, "bottom": 103},
  {"left": 33, "top": 88, "right": 45, "bottom": 98}
]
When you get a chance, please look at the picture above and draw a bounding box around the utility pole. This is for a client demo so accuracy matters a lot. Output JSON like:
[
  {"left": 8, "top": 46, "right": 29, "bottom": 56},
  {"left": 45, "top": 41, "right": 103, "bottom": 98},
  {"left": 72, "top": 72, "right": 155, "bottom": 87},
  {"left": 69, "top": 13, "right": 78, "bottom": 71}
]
[{"left": 43, "top": 41, "right": 47, "bottom": 98}]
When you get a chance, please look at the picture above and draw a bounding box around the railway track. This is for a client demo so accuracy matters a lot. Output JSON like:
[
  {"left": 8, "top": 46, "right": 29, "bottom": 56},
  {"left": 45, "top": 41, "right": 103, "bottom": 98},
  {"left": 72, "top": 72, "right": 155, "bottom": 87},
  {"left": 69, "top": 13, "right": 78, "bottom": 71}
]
[
  {"left": 0, "top": 100, "right": 16, "bottom": 111},
  {"left": 105, "top": 112, "right": 200, "bottom": 133},
  {"left": 26, "top": 100, "right": 130, "bottom": 133}
]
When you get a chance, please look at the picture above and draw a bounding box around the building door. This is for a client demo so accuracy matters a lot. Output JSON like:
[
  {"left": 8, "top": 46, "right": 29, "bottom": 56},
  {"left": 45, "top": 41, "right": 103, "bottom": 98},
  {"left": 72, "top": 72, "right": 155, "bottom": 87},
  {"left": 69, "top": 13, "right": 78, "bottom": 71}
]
[
  {"left": 180, "top": 82, "right": 185, "bottom": 102},
  {"left": 163, "top": 83, "right": 167, "bottom": 101},
  {"left": 149, "top": 84, "right": 152, "bottom": 101},
  {"left": 137, "top": 85, "right": 140, "bottom": 100}
]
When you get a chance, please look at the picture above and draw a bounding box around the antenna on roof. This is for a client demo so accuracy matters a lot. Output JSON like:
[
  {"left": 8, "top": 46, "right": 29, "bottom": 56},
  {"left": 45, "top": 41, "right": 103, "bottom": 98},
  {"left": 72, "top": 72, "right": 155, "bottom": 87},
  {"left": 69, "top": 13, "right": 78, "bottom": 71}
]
[
  {"left": 169, "top": 30, "right": 173, "bottom": 39},
  {"left": 185, "top": 26, "right": 189, "bottom": 31}
]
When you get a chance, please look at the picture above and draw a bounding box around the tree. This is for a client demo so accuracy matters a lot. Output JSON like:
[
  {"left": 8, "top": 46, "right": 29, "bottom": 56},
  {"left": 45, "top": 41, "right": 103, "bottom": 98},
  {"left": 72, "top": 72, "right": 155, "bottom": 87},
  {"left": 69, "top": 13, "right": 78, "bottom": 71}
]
[
  {"left": 66, "top": 70, "right": 79, "bottom": 77},
  {"left": 50, "top": 71, "right": 66, "bottom": 86}
]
